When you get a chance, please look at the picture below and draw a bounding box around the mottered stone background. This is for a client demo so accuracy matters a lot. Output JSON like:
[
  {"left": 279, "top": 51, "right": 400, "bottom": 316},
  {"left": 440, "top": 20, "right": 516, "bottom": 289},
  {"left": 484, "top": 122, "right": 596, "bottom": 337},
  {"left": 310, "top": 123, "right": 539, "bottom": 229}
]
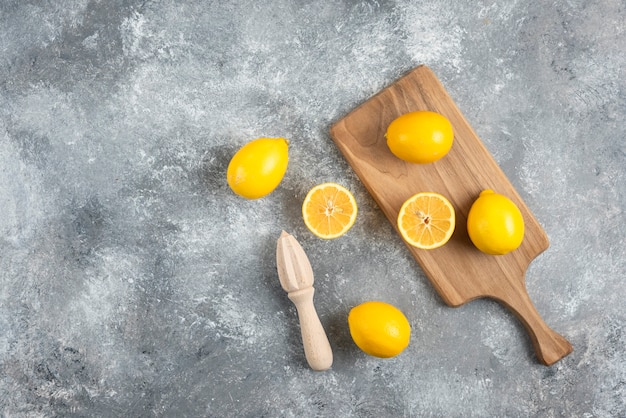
[{"left": 1, "top": 1, "right": 624, "bottom": 416}]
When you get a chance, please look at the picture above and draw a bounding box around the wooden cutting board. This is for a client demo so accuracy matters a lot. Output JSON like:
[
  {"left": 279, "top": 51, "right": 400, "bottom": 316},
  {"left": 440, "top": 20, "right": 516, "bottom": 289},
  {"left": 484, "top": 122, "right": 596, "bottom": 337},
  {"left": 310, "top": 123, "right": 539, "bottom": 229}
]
[{"left": 330, "top": 65, "right": 572, "bottom": 365}]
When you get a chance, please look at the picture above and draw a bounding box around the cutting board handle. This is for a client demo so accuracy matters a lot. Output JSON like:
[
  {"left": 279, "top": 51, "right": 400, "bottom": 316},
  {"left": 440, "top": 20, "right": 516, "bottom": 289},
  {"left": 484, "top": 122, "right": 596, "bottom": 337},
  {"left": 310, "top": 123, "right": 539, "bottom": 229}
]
[{"left": 496, "top": 283, "right": 573, "bottom": 366}]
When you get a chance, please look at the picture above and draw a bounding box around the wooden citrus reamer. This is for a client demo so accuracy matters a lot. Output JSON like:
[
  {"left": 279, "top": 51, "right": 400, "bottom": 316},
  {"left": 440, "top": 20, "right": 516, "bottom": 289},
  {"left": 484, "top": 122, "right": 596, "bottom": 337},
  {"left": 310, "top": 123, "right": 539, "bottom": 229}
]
[
  {"left": 330, "top": 66, "right": 573, "bottom": 365},
  {"left": 276, "top": 231, "right": 333, "bottom": 371}
]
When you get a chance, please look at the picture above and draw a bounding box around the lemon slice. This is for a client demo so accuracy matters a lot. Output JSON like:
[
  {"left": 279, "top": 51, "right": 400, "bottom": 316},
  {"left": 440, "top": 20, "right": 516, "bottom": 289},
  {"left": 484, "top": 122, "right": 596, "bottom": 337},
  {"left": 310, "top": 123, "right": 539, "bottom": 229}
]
[
  {"left": 397, "top": 192, "right": 455, "bottom": 249},
  {"left": 302, "top": 183, "right": 358, "bottom": 239}
]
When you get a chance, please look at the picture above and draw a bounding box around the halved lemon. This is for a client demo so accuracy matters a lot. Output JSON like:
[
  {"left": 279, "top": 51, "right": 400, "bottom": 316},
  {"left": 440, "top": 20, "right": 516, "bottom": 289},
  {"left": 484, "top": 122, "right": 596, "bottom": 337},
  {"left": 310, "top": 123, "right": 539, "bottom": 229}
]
[
  {"left": 302, "top": 183, "right": 358, "bottom": 239},
  {"left": 397, "top": 192, "right": 455, "bottom": 249}
]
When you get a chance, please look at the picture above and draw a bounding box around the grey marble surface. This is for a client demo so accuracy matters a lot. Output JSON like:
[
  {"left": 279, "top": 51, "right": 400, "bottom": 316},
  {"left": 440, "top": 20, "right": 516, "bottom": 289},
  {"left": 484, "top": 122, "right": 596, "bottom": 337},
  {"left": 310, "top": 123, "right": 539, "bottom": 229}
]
[{"left": 1, "top": 1, "right": 625, "bottom": 416}]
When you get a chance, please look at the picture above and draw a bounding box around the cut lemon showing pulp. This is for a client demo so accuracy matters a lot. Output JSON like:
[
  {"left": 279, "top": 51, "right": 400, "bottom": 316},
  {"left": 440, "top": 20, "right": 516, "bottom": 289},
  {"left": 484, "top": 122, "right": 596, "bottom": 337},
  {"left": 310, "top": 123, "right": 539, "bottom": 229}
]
[
  {"left": 397, "top": 192, "right": 455, "bottom": 249},
  {"left": 302, "top": 183, "right": 358, "bottom": 239}
]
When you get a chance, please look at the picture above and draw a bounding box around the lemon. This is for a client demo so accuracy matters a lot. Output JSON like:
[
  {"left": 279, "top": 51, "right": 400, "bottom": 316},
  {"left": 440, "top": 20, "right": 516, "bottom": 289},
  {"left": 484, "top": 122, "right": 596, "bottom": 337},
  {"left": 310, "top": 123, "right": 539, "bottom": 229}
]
[
  {"left": 302, "top": 183, "right": 358, "bottom": 239},
  {"left": 467, "top": 189, "right": 525, "bottom": 255},
  {"left": 348, "top": 301, "right": 411, "bottom": 358},
  {"left": 227, "top": 137, "right": 289, "bottom": 199},
  {"left": 385, "top": 110, "right": 454, "bottom": 164},
  {"left": 397, "top": 192, "right": 455, "bottom": 250}
]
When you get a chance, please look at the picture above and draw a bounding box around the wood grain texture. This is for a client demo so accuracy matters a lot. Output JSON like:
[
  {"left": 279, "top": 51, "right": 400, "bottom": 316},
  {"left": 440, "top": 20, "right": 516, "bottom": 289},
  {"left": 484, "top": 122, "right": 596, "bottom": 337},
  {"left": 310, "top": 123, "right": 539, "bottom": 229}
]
[{"left": 330, "top": 65, "right": 572, "bottom": 365}]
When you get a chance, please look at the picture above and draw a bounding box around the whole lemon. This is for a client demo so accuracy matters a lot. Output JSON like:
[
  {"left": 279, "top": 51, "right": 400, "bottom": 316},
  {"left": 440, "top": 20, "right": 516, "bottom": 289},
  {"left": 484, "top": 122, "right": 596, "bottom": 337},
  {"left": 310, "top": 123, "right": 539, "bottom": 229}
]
[
  {"left": 386, "top": 110, "right": 454, "bottom": 164},
  {"left": 467, "top": 189, "right": 525, "bottom": 255},
  {"left": 348, "top": 301, "right": 411, "bottom": 358},
  {"left": 227, "top": 137, "right": 289, "bottom": 199}
]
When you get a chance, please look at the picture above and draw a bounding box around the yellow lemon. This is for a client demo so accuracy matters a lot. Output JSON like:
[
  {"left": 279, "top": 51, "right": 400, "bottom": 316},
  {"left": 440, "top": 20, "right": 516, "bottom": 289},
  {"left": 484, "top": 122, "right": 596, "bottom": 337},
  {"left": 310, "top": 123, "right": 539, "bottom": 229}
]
[
  {"left": 302, "top": 183, "right": 358, "bottom": 239},
  {"left": 386, "top": 111, "right": 454, "bottom": 164},
  {"left": 467, "top": 189, "right": 525, "bottom": 255},
  {"left": 227, "top": 137, "right": 289, "bottom": 199},
  {"left": 397, "top": 192, "right": 455, "bottom": 250},
  {"left": 348, "top": 301, "right": 411, "bottom": 358}
]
